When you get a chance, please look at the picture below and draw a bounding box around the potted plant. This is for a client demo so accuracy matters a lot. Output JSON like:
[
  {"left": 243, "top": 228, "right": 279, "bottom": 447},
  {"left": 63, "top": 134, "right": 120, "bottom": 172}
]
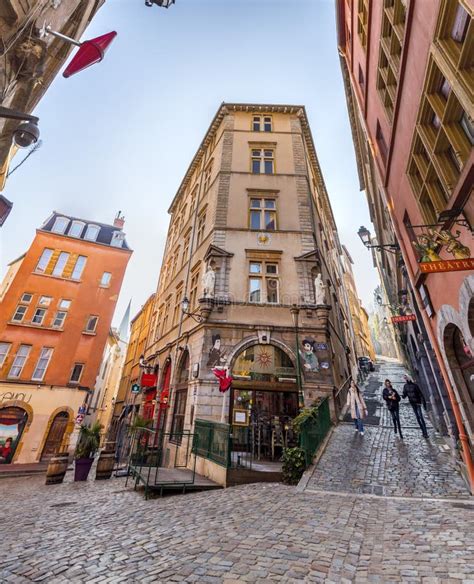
[{"left": 74, "top": 422, "right": 103, "bottom": 481}]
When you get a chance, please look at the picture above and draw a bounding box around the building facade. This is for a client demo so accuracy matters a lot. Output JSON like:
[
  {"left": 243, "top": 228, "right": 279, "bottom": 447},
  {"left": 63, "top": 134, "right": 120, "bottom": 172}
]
[
  {"left": 0, "top": 0, "right": 105, "bottom": 196},
  {"left": 0, "top": 212, "right": 131, "bottom": 464},
  {"left": 336, "top": 0, "right": 473, "bottom": 487},
  {"left": 141, "top": 103, "right": 359, "bottom": 484}
]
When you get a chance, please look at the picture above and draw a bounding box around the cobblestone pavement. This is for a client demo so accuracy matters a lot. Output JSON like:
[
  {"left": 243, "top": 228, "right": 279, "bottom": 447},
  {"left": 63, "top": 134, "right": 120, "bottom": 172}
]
[
  {"left": 309, "top": 359, "right": 468, "bottom": 499},
  {"left": 1, "top": 358, "right": 472, "bottom": 583}
]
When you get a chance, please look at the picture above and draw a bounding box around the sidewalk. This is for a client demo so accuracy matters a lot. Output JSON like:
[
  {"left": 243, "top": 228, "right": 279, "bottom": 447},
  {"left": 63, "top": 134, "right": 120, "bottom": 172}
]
[
  {"left": 0, "top": 462, "right": 48, "bottom": 479},
  {"left": 304, "top": 359, "right": 470, "bottom": 499}
]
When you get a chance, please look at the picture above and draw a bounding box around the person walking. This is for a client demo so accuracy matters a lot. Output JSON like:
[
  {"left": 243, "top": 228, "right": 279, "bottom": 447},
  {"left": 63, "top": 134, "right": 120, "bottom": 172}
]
[
  {"left": 382, "top": 379, "right": 403, "bottom": 439},
  {"left": 402, "top": 375, "right": 428, "bottom": 438},
  {"left": 347, "top": 380, "right": 368, "bottom": 436}
]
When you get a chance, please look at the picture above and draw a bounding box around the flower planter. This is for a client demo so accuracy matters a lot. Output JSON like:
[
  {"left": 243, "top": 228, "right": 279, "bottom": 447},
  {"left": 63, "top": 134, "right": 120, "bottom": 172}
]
[
  {"left": 95, "top": 444, "right": 116, "bottom": 480},
  {"left": 45, "top": 452, "right": 69, "bottom": 485},
  {"left": 74, "top": 457, "right": 94, "bottom": 481}
]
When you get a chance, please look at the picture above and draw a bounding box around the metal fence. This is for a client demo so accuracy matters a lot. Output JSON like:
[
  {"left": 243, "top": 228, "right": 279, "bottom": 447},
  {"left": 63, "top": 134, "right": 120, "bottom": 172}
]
[
  {"left": 194, "top": 419, "right": 230, "bottom": 467},
  {"left": 299, "top": 397, "right": 331, "bottom": 467}
]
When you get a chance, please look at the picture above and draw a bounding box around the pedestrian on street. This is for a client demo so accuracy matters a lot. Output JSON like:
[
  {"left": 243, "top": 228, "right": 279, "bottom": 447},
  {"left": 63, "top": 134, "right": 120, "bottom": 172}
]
[
  {"left": 402, "top": 375, "right": 428, "bottom": 438},
  {"left": 347, "top": 380, "right": 368, "bottom": 436},
  {"left": 382, "top": 379, "right": 403, "bottom": 439}
]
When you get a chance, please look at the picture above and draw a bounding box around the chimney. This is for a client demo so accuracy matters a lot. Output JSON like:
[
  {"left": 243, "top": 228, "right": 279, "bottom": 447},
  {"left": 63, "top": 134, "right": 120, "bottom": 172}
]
[{"left": 114, "top": 210, "right": 125, "bottom": 230}]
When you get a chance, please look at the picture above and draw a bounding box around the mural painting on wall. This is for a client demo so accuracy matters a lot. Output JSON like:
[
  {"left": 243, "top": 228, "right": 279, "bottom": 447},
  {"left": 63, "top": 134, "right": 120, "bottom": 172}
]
[
  {"left": 300, "top": 339, "right": 330, "bottom": 379},
  {"left": 207, "top": 333, "right": 228, "bottom": 368},
  {"left": 233, "top": 344, "right": 296, "bottom": 382},
  {"left": 0, "top": 407, "right": 28, "bottom": 464}
]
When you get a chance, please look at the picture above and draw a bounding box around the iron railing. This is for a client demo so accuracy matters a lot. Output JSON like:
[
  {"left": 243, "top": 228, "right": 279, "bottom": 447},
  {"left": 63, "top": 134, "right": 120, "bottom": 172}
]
[
  {"left": 299, "top": 397, "right": 331, "bottom": 467},
  {"left": 194, "top": 419, "right": 230, "bottom": 468}
]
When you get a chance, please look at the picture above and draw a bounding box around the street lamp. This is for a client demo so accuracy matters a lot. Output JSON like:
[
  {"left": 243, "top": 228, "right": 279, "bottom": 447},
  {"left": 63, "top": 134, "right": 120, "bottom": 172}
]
[
  {"left": 290, "top": 305, "right": 305, "bottom": 411},
  {"left": 181, "top": 296, "right": 205, "bottom": 323},
  {"left": 145, "top": 0, "right": 175, "bottom": 6},
  {"left": 357, "top": 225, "right": 400, "bottom": 254},
  {"left": 0, "top": 106, "right": 40, "bottom": 148}
]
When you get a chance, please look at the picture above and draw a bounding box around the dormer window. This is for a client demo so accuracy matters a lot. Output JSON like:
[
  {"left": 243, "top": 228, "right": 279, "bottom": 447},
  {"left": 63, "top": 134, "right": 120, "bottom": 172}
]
[
  {"left": 84, "top": 224, "right": 100, "bottom": 241},
  {"left": 69, "top": 220, "right": 85, "bottom": 238},
  {"left": 110, "top": 231, "right": 125, "bottom": 248},
  {"left": 51, "top": 216, "right": 69, "bottom": 234}
]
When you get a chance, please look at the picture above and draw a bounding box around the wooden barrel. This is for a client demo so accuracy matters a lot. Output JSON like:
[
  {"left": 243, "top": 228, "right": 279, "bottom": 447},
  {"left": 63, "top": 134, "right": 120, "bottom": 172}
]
[
  {"left": 95, "top": 448, "right": 116, "bottom": 480},
  {"left": 45, "top": 452, "right": 69, "bottom": 485}
]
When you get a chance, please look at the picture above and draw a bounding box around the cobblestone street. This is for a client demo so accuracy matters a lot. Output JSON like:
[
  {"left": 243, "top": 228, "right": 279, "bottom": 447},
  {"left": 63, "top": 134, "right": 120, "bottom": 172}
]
[{"left": 1, "top": 360, "right": 473, "bottom": 583}]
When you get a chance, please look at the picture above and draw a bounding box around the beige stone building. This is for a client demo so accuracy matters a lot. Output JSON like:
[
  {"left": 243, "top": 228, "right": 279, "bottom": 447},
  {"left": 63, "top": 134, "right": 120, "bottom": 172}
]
[{"left": 140, "top": 103, "right": 360, "bottom": 484}]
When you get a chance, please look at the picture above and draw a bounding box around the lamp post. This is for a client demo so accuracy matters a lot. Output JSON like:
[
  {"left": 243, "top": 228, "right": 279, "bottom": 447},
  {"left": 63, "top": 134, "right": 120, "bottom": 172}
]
[
  {"left": 290, "top": 305, "right": 305, "bottom": 411},
  {"left": 181, "top": 296, "right": 206, "bottom": 323},
  {"left": 145, "top": 0, "right": 175, "bottom": 6},
  {"left": 357, "top": 225, "right": 400, "bottom": 254}
]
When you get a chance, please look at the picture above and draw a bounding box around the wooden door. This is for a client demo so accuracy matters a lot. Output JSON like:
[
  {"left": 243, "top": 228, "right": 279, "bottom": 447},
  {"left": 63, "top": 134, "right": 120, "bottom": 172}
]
[{"left": 40, "top": 412, "right": 69, "bottom": 461}]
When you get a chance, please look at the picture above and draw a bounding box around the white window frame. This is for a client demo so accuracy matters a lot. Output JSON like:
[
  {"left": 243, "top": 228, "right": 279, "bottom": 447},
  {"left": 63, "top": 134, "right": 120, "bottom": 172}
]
[
  {"left": 59, "top": 299, "right": 72, "bottom": 310},
  {"left": 84, "top": 224, "right": 100, "bottom": 242},
  {"left": 51, "top": 216, "right": 69, "bottom": 234},
  {"left": 251, "top": 148, "right": 275, "bottom": 174},
  {"left": 52, "top": 311, "right": 67, "bottom": 328},
  {"left": 85, "top": 315, "right": 99, "bottom": 333},
  {"left": 70, "top": 363, "right": 84, "bottom": 384},
  {"left": 35, "top": 248, "right": 53, "bottom": 273},
  {"left": 100, "top": 272, "right": 112, "bottom": 287},
  {"left": 0, "top": 342, "right": 11, "bottom": 368},
  {"left": 248, "top": 261, "right": 280, "bottom": 304},
  {"left": 52, "top": 252, "right": 70, "bottom": 277},
  {"left": 249, "top": 198, "right": 277, "bottom": 230},
  {"left": 31, "top": 347, "right": 54, "bottom": 381},
  {"left": 71, "top": 255, "right": 87, "bottom": 280},
  {"left": 69, "top": 220, "right": 85, "bottom": 238},
  {"left": 38, "top": 296, "right": 52, "bottom": 307},
  {"left": 32, "top": 307, "right": 47, "bottom": 325},
  {"left": 252, "top": 115, "right": 272, "bottom": 132},
  {"left": 8, "top": 345, "right": 31, "bottom": 379},
  {"left": 21, "top": 293, "right": 33, "bottom": 304},
  {"left": 12, "top": 305, "right": 28, "bottom": 322}
]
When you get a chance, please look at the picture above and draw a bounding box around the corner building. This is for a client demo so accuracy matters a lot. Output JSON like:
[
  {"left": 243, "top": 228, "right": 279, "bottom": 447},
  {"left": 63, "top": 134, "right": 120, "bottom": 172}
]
[
  {"left": 0, "top": 212, "right": 131, "bottom": 464},
  {"left": 145, "top": 103, "right": 356, "bottom": 484},
  {"left": 336, "top": 0, "right": 474, "bottom": 486}
]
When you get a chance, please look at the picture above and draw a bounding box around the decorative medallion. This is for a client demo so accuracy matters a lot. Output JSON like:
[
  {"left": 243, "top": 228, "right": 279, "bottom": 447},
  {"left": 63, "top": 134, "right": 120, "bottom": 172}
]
[{"left": 257, "top": 232, "right": 271, "bottom": 246}]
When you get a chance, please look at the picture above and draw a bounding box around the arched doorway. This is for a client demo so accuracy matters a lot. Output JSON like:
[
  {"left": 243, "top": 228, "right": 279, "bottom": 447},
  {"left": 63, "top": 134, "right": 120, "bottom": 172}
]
[
  {"left": 443, "top": 323, "right": 474, "bottom": 435},
  {"left": 157, "top": 359, "right": 172, "bottom": 433},
  {"left": 170, "top": 351, "right": 189, "bottom": 444},
  {"left": 0, "top": 407, "right": 28, "bottom": 464},
  {"left": 40, "top": 411, "right": 70, "bottom": 462},
  {"left": 230, "top": 343, "right": 299, "bottom": 463}
]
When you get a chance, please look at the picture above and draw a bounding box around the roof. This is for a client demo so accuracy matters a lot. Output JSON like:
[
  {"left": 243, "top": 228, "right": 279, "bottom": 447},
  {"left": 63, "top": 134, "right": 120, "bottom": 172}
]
[
  {"left": 167, "top": 102, "right": 338, "bottom": 230},
  {"left": 39, "top": 211, "right": 131, "bottom": 250}
]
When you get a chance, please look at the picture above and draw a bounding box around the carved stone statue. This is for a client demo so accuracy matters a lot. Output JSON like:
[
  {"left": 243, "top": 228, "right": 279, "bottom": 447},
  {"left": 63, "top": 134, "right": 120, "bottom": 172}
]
[
  {"left": 314, "top": 273, "right": 326, "bottom": 305},
  {"left": 202, "top": 265, "right": 216, "bottom": 298}
]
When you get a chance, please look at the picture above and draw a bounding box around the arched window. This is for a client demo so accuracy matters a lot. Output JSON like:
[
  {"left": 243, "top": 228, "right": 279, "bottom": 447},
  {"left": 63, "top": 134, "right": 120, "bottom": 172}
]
[
  {"left": 443, "top": 324, "right": 474, "bottom": 414},
  {"left": 171, "top": 351, "right": 189, "bottom": 443},
  {"left": 232, "top": 344, "right": 295, "bottom": 382},
  {"left": 0, "top": 407, "right": 28, "bottom": 464}
]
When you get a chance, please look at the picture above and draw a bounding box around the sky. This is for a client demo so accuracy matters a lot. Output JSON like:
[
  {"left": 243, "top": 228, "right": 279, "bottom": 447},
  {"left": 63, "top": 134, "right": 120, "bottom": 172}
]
[{"left": 0, "top": 0, "right": 380, "bottom": 325}]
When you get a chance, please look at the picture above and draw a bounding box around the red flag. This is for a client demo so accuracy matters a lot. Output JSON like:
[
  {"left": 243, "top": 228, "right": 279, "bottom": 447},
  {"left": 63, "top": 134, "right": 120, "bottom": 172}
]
[
  {"left": 212, "top": 368, "right": 232, "bottom": 393},
  {"left": 63, "top": 32, "right": 117, "bottom": 78}
]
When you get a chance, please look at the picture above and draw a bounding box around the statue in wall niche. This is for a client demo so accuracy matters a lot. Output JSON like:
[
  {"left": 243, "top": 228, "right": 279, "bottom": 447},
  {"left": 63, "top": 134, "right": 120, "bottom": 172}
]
[
  {"left": 202, "top": 264, "right": 216, "bottom": 298},
  {"left": 314, "top": 273, "right": 327, "bottom": 305}
]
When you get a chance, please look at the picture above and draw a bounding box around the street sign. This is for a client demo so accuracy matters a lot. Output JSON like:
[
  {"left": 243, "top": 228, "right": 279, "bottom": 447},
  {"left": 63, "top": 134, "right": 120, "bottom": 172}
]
[
  {"left": 391, "top": 315, "right": 416, "bottom": 323},
  {"left": 419, "top": 258, "right": 474, "bottom": 273},
  {"left": 131, "top": 383, "right": 140, "bottom": 394},
  {"left": 75, "top": 413, "right": 85, "bottom": 425}
]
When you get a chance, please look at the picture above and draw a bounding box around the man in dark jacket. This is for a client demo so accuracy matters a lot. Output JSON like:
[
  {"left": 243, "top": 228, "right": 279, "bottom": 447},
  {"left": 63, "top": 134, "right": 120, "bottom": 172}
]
[
  {"left": 382, "top": 379, "right": 403, "bottom": 439},
  {"left": 402, "top": 375, "right": 428, "bottom": 438}
]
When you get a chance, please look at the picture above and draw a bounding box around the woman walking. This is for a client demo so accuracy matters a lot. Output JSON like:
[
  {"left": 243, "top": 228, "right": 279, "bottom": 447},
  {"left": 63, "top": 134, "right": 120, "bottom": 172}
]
[
  {"left": 347, "top": 380, "right": 368, "bottom": 435},
  {"left": 382, "top": 379, "right": 403, "bottom": 439}
]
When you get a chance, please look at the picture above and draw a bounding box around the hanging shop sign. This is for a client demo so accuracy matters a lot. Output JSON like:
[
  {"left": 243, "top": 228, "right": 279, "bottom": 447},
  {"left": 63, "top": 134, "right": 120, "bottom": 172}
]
[
  {"left": 131, "top": 383, "right": 140, "bottom": 394},
  {"left": 391, "top": 315, "right": 416, "bottom": 323},
  {"left": 414, "top": 228, "right": 472, "bottom": 273},
  {"left": 141, "top": 373, "right": 157, "bottom": 387},
  {"left": 419, "top": 258, "right": 474, "bottom": 273}
]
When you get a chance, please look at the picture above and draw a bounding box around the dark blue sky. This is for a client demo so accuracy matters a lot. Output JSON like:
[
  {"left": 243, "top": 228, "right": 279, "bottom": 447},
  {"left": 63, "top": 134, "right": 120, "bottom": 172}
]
[{"left": 1, "top": 0, "right": 379, "bottom": 324}]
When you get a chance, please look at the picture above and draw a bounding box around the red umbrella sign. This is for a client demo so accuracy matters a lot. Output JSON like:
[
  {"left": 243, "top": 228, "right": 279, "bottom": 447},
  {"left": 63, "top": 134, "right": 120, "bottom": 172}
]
[{"left": 63, "top": 31, "right": 117, "bottom": 78}]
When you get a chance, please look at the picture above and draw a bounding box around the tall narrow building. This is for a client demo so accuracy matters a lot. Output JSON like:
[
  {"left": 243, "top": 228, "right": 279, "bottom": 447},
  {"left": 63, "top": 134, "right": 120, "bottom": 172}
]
[{"left": 142, "top": 103, "right": 357, "bottom": 484}]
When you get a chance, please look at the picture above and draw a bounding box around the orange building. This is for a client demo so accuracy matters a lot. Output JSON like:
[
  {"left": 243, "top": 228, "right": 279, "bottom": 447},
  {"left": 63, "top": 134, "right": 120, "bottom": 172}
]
[{"left": 0, "top": 212, "right": 132, "bottom": 465}]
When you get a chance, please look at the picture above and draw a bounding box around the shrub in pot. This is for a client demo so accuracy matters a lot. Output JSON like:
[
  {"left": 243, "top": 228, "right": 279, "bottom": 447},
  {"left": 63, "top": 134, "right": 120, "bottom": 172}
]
[{"left": 74, "top": 422, "right": 103, "bottom": 481}]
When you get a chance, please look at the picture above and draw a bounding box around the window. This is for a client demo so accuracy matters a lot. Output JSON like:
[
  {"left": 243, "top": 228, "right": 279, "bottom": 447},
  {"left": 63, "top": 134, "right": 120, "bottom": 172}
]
[
  {"left": 249, "top": 198, "right": 277, "bottom": 230},
  {"left": 111, "top": 231, "right": 125, "bottom": 248},
  {"left": 376, "top": 121, "right": 388, "bottom": 163},
  {"left": 85, "top": 315, "right": 99, "bottom": 333},
  {"left": 358, "top": 65, "right": 365, "bottom": 90},
  {"left": 357, "top": 0, "right": 369, "bottom": 49},
  {"left": 52, "top": 252, "right": 70, "bottom": 277},
  {"left": 170, "top": 389, "right": 187, "bottom": 444},
  {"left": 189, "top": 269, "right": 200, "bottom": 310},
  {"left": 252, "top": 116, "right": 272, "bottom": 132},
  {"left": 35, "top": 249, "right": 53, "bottom": 273},
  {"left": 21, "top": 293, "right": 33, "bottom": 304},
  {"left": 12, "top": 305, "right": 27, "bottom": 322},
  {"left": 70, "top": 363, "right": 84, "bottom": 383},
  {"left": 451, "top": 3, "right": 469, "bottom": 42},
  {"left": 182, "top": 230, "right": 191, "bottom": 266},
  {"left": 84, "top": 224, "right": 100, "bottom": 241},
  {"left": 162, "top": 297, "right": 172, "bottom": 334},
  {"left": 59, "top": 299, "right": 71, "bottom": 310},
  {"left": 38, "top": 296, "right": 52, "bottom": 306},
  {"left": 100, "top": 272, "right": 112, "bottom": 287},
  {"left": 71, "top": 255, "right": 87, "bottom": 280},
  {"left": 52, "top": 311, "right": 67, "bottom": 328},
  {"left": 196, "top": 211, "right": 206, "bottom": 246},
  {"left": 251, "top": 148, "right": 274, "bottom": 174},
  {"left": 248, "top": 261, "right": 280, "bottom": 303},
  {"left": 32, "top": 308, "right": 46, "bottom": 325},
  {"left": 0, "top": 342, "right": 11, "bottom": 367},
  {"left": 190, "top": 185, "right": 198, "bottom": 213},
  {"left": 460, "top": 112, "right": 474, "bottom": 145},
  {"left": 203, "top": 162, "right": 213, "bottom": 192},
  {"left": 51, "top": 216, "right": 69, "bottom": 234},
  {"left": 31, "top": 347, "right": 53, "bottom": 381},
  {"left": 173, "top": 286, "right": 183, "bottom": 326},
  {"left": 69, "top": 220, "right": 85, "bottom": 238},
  {"left": 8, "top": 345, "right": 31, "bottom": 378}
]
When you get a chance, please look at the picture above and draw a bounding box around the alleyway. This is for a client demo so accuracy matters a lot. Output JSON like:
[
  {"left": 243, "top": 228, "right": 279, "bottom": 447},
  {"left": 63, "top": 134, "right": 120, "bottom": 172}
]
[{"left": 1, "top": 359, "right": 473, "bottom": 583}]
